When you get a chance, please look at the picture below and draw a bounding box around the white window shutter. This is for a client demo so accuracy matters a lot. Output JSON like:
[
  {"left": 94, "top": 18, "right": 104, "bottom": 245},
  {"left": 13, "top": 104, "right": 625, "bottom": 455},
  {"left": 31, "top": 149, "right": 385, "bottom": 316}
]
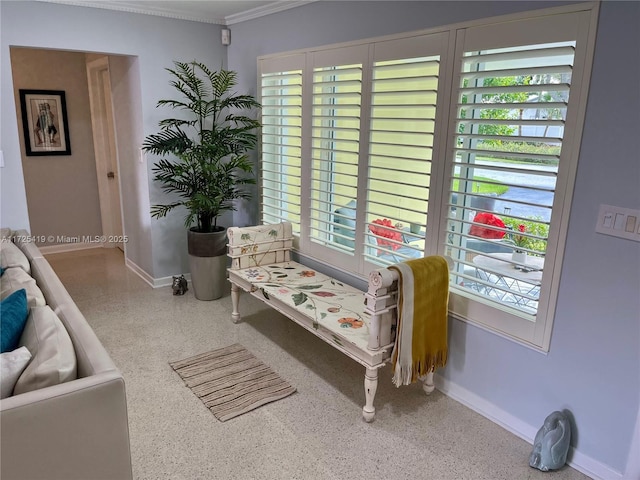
[
  {"left": 256, "top": 6, "right": 597, "bottom": 351},
  {"left": 308, "top": 62, "right": 363, "bottom": 258},
  {"left": 443, "top": 10, "right": 594, "bottom": 349},
  {"left": 364, "top": 54, "right": 441, "bottom": 267},
  {"left": 259, "top": 57, "right": 304, "bottom": 234}
]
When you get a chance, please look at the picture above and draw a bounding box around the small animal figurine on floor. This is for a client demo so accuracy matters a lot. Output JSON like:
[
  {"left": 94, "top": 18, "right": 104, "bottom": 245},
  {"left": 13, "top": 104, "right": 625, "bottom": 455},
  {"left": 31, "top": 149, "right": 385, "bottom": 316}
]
[
  {"left": 172, "top": 275, "right": 188, "bottom": 295},
  {"left": 529, "top": 410, "right": 572, "bottom": 471}
]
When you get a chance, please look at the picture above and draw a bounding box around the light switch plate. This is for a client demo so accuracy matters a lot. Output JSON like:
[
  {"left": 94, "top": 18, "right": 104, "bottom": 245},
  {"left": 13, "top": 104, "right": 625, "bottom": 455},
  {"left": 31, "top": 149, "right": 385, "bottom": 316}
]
[{"left": 596, "top": 204, "right": 640, "bottom": 242}]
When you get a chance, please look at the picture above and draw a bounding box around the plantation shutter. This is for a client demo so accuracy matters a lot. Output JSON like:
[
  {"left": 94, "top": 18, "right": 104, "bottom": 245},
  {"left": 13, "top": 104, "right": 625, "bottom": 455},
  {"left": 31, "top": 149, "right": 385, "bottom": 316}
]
[
  {"left": 364, "top": 34, "right": 446, "bottom": 268},
  {"left": 306, "top": 46, "right": 366, "bottom": 270},
  {"left": 257, "top": 6, "right": 596, "bottom": 350},
  {"left": 444, "top": 12, "right": 592, "bottom": 347},
  {"left": 259, "top": 55, "right": 304, "bottom": 235}
]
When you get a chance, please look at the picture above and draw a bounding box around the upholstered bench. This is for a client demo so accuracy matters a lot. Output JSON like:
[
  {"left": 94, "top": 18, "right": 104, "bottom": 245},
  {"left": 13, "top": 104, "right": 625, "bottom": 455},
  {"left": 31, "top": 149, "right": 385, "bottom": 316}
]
[{"left": 227, "top": 222, "right": 435, "bottom": 422}]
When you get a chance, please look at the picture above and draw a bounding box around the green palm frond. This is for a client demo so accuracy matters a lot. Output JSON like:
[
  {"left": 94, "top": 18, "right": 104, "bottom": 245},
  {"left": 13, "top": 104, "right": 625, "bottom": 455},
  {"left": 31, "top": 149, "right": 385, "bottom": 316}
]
[
  {"left": 142, "top": 60, "right": 261, "bottom": 232},
  {"left": 219, "top": 94, "right": 261, "bottom": 112},
  {"left": 142, "top": 130, "right": 193, "bottom": 156},
  {"left": 150, "top": 202, "right": 184, "bottom": 219},
  {"left": 210, "top": 68, "right": 235, "bottom": 98}
]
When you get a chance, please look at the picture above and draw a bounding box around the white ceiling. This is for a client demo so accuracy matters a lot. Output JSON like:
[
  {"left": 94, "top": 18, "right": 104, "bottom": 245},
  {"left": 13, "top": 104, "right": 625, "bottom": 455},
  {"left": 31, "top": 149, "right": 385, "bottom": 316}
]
[{"left": 37, "top": 0, "right": 312, "bottom": 25}]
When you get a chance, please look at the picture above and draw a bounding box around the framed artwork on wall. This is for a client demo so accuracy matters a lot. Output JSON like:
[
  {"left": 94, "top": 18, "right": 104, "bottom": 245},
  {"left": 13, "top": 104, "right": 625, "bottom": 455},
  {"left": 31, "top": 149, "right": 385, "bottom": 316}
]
[{"left": 19, "top": 89, "right": 71, "bottom": 156}]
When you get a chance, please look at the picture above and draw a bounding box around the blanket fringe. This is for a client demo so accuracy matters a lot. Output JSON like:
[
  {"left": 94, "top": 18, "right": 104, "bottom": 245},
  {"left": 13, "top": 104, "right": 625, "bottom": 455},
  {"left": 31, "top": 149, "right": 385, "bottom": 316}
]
[{"left": 392, "top": 351, "right": 448, "bottom": 387}]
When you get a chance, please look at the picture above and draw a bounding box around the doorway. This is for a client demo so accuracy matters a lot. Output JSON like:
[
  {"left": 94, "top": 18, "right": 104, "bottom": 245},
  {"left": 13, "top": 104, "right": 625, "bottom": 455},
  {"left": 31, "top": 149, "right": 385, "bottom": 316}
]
[{"left": 86, "top": 56, "right": 124, "bottom": 251}]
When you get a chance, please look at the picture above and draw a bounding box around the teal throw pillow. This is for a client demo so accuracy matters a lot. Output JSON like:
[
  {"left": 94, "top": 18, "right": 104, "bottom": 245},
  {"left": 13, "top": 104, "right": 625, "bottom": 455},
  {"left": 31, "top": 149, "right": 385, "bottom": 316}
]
[{"left": 1, "top": 289, "right": 29, "bottom": 353}]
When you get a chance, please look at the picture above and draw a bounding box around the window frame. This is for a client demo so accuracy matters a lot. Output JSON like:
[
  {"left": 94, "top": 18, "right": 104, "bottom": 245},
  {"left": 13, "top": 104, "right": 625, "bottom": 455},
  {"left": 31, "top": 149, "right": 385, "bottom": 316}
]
[
  {"left": 440, "top": 8, "right": 598, "bottom": 350},
  {"left": 257, "top": 2, "right": 599, "bottom": 351}
]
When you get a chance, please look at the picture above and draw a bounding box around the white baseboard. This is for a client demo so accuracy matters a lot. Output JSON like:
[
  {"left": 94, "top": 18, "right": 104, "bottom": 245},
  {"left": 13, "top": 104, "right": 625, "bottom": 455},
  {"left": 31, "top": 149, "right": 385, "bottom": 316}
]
[
  {"left": 124, "top": 257, "right": 155, "bottom": 287},
  {"left": 39, "top": 242, "right": 103, "bottom": 255},
  {"left": 434, "top": 374, "right": 623, "bottom": 480},
  {"left": 124, "top": 257, "right": 191, "bottom": 289},
  {"left": 153, "top": 272, "right": 191, "bottom": 288},
  {"left": 569, "top": 448, "right": 625, "bottom": 480},
  {"left": 41, "top": 247, "right": 186, "bottom": 290}
]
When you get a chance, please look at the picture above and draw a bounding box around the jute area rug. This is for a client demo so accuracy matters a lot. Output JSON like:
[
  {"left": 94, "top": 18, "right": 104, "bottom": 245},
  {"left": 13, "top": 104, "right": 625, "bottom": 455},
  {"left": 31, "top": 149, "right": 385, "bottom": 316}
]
[{"left": 170, "top": 343, "right": 296, "bottom": 422}]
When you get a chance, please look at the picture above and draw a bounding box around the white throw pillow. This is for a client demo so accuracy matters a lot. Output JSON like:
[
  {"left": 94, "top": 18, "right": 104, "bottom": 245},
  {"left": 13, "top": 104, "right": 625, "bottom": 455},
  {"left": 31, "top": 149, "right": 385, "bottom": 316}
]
[
  {"left": 13, "top": 306, "right": 77, "bottom": 395},
  {"left": 0, "top": 267, "right": 46, "bottom": 307},
  {"left": 0, "top": 346, "right": 32, "bottom": 398},
  {"left": 0, "top": 241, "right": 30, "bottom": 274}
]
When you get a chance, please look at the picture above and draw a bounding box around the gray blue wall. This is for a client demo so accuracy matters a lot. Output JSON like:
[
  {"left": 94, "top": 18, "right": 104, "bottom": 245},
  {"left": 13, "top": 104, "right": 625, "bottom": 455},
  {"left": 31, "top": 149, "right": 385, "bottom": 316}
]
[{"left": 229, "top": 2, "right": 640, "bottom": 477}]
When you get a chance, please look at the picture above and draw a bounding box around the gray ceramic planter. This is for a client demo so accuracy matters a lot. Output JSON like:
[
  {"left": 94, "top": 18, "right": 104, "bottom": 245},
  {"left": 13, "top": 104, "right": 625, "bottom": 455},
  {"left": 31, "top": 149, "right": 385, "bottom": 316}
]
[{"left": 187, "top": 227, "right": 227, "bottom": 300}]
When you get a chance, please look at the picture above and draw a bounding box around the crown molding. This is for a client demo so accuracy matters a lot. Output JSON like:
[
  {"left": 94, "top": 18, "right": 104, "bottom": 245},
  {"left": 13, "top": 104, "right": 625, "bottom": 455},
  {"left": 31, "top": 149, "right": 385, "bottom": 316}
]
[
  {"left": 35, "top": 0, "right": 226, "bottom": 24},
  {"left": 225, "top": 1, "right": 315, "bottom": 25},
  {"left": 35, "top": 0, "right": 314, "bottom": 25}
]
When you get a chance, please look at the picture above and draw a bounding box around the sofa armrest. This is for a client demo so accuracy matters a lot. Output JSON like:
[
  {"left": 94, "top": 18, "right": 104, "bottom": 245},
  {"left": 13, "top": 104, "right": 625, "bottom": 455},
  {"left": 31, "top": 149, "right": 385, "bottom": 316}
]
[
  {"left": 11, "top": 230, "right": 45, "bottom": 261},
  {"left": 1, "top": 371, "right": 132, "bottom": 480}
]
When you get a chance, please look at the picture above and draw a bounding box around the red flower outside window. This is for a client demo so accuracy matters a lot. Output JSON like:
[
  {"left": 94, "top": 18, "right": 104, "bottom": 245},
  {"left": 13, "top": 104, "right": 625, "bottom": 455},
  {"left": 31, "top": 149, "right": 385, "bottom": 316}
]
[
  {"left": 468, "top": 212, "right": 506, "bottom": 240},
  {"left": 369, "top": 218, "right": 402, "bottom": 252},
  {"left": 510, "top": 224, "right": 528, "bottom": 251}
]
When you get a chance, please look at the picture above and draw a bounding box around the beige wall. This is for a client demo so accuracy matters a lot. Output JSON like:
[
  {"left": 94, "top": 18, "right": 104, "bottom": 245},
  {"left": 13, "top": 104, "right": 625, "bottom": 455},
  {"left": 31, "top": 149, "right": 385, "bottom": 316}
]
[{"left": 10, "top": 47, "right": 102, "bottom": 246}]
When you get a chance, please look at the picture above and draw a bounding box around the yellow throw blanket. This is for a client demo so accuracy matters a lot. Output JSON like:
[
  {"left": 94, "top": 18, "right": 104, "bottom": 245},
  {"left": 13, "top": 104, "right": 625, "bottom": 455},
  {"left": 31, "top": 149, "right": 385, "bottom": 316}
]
[{"left": 389, "top": 256, "right": 449, "bottom": 387}]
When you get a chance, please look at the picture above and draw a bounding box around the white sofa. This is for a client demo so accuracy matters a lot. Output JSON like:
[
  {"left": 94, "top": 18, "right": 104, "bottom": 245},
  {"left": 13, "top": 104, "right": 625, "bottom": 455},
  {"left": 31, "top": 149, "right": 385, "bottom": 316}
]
[{"left": 0, "top": 229, "right": 133, "bottom": 480}]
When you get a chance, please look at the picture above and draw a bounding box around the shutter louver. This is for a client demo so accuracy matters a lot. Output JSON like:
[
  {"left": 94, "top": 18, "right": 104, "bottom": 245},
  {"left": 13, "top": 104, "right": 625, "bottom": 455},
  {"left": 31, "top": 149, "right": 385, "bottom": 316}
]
[
  {"left": 260, "top": 70, "right": 303, "bottom": 233},
  {"left": 365, "top": 56, "right": 440, "bottom": 266},
  {"left": 309, "top": 64, "right": 362, "bottom": 254},
  {"left": 446, "top": 41, "right": 576, "bottom": 316}
]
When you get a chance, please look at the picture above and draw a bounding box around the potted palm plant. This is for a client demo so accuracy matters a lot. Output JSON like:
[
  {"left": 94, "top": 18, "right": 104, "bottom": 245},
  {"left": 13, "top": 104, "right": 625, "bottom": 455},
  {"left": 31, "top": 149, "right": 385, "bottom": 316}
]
[{"left": 143, "top": 61, "right": 261, "bottom": 300}]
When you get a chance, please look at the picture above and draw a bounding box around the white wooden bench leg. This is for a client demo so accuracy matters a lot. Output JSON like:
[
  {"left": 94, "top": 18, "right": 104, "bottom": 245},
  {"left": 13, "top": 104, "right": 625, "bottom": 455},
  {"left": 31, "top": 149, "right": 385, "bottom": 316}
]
[
  {"left": 419, "top": 371, "right": 435, "bottom": 395},
  {"left": 231, "top": 283, "right": 241, "bottom": 324},
  {"left": 362, "top": 367, "right": 378, "bottom": 423}
]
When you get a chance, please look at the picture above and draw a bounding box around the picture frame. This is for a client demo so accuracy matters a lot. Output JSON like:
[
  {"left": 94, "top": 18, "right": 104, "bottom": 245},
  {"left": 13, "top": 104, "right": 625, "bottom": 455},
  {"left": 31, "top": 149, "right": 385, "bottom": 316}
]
[{"left": 19, "top": 89, "right": 71, "bottom": 156}]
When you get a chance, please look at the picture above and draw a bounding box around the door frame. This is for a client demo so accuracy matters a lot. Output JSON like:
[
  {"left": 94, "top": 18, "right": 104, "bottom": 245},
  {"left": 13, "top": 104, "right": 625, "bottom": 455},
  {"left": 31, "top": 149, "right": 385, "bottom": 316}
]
[{"left": 86, "top": 56, "right": 124, "bottom": 249}]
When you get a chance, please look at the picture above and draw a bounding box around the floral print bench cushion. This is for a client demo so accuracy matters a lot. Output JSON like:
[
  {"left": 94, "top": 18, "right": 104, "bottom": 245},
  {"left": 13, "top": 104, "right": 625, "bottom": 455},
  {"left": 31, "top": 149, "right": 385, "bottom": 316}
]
[{"left": 235, "top": 262, "right": 371, "bottom": 350}]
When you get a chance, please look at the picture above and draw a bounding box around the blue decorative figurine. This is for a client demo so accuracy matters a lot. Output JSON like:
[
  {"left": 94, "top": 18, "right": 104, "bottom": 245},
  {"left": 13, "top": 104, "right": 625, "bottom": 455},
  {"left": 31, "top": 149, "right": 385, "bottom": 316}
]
[{"left": 529, "top": 410, "right": 572, "bottom": 471}]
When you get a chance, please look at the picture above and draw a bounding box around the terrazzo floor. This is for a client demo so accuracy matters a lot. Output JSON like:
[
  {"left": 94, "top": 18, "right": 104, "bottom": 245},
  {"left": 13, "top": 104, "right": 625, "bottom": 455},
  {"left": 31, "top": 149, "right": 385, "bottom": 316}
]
[{"left": 46, "top": 247, "right": 590, "bottom": 480}]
